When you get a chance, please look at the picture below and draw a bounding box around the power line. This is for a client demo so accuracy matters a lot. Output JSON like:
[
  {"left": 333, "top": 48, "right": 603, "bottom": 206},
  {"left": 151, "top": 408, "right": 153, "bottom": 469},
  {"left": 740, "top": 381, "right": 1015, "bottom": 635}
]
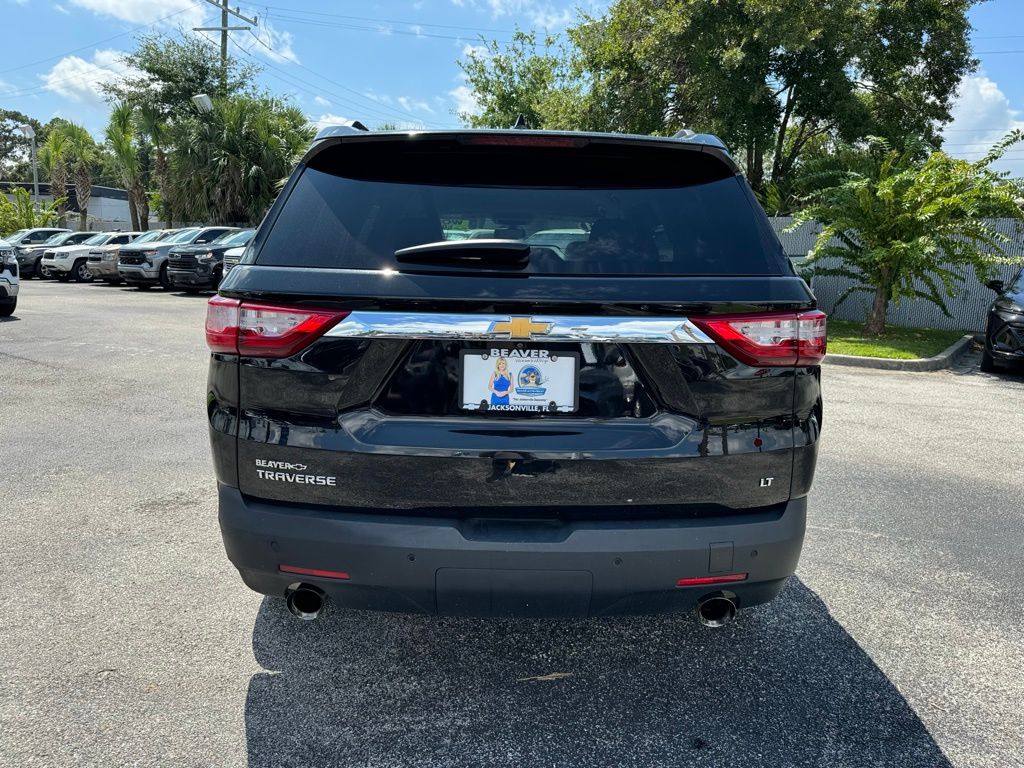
[
  {"left": 259, "top": 12, "right": 516, "bottom": 45},
  {"left": 253, "top": 3, "right": 517, "bottom": 35},
  {"left": 229, "top": 37, "right": 453, "bottom": 128},
  {"left": 0, "top": 5, "right": 198, "bottom": 77},
  {"left": 240, "top": 29, "right": 451, "bottom": 126}
]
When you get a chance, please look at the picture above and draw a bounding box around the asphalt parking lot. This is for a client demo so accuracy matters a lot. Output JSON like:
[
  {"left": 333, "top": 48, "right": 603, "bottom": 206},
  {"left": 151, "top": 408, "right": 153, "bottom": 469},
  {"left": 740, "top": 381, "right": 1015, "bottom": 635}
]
[{"left": 2, "top": 280, "right": 1023, "bottom": 768}]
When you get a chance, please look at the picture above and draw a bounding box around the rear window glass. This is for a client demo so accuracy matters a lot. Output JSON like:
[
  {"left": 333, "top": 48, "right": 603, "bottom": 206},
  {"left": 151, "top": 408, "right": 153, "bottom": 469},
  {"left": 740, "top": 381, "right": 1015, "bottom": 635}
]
[{"left": 257, "top": 140, "right": 786, "bottom": 275}]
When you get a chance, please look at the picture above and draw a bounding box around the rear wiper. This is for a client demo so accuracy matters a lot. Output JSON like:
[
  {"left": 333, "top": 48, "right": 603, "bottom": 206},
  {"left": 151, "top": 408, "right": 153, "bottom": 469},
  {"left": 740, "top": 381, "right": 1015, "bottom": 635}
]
[{"left": 394, "top": 239, "right": 530, "bottom": 270}]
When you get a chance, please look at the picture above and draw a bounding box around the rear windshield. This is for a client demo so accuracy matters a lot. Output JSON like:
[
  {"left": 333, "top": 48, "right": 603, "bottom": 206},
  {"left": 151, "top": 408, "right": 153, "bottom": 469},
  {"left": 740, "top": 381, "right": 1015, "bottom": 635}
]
[{"left": 257, "top": 140, "right": 786, "bottom": 276}]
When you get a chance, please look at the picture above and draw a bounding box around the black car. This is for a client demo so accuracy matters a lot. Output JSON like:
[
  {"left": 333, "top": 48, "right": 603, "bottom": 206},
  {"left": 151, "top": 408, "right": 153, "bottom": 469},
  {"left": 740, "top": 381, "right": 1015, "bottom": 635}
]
[
  {"left": 206, "top": 127, "right": 826, "bottom": 625},
  {"left": 167, "top": 229, "right": 254, "bottom": 292},
  {"left": 982, "top": 269, "right": 1024, "bottom": 372}
]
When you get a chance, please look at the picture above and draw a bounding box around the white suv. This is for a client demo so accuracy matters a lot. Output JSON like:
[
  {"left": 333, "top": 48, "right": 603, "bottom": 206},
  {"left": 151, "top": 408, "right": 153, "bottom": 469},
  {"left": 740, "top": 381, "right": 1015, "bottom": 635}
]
[
  {"left": 0, "top": 238, "right": 19, "bottom": 316},
  {"left": 42, "top": 231, "right": 140, "bottom": 282}
]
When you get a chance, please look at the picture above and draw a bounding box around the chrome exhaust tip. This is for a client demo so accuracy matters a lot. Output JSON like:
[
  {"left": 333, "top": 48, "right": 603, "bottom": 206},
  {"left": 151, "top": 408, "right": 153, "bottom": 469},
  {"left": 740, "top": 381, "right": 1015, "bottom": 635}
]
[
  {"left": 696, "top": 594, "right": 737, "bottom": 628},
  {"left": 285, "top": 583, "right": 326, "bottom": 620}
]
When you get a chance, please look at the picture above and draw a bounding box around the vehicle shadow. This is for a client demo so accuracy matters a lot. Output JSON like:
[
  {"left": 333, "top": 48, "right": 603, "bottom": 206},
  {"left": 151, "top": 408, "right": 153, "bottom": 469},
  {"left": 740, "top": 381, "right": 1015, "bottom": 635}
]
[{"left": 244, "top": 578, "right": 951, "bottom": 767}]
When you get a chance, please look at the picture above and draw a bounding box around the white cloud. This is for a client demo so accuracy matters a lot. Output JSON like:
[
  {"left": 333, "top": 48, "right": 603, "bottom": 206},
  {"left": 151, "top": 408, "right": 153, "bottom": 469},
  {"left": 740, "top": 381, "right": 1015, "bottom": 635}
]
[
  {"left": 363, "top": 91, "right": 394, "bottom": 105},
  {"left": 448, "top": 84, "right": 479, "bottom": 117},
  {"left": 461, "top": 43, "right": 490, "bottom": 61},
  {"left": 410, "top": 24, "right": 425, "bottom": 38},
  {"left": 68, "top": 0, "right": 206, "bottom": 27},
  {"left": 313, "top": 95, "right": 330, "bottom": 107},
  {"left": 945, "top": 73, "right": 1024, "bottom": 177},
  {"left": 248, "top": 19, "right": 299, "bottom": 65},
  {"left": 313, "top": 113, "right": 356, "bottom": 131},
  {"left": 39, "top": 49, "right": 137, "bottom": 106},
  {"left": 449, "top": 0, "right": 574, "bottom": 28},
  {"left": 54, "top": 4, "right": 71, "bottom": 14},
  {"left": 481, "top": 0, "right": 574, "bottom": 28},
  {"left": 398, "top": 96, "right": 434, "bottom": 114}
]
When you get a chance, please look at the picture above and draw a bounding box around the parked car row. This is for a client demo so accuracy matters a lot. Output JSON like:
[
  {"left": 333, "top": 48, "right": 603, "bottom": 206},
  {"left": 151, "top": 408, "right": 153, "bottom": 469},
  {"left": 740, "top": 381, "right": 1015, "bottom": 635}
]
[{"left": 4, "top": 225, "right": 254, "bottom": 292}]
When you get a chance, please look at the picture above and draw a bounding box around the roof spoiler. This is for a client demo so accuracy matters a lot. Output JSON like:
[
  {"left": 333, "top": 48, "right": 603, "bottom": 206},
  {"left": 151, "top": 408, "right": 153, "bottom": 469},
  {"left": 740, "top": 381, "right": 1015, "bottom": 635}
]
[
  {"left": 314, "top": 120, "right": 370, "bottom": 141},
  {"left": 672, "top": 129, "right": 730, "bottom": 154}
]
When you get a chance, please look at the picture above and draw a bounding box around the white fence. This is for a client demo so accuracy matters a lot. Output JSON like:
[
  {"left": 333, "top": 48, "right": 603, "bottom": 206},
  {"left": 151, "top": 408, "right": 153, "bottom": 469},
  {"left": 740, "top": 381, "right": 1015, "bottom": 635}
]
[{"left": 770, "top": 217, "right": 1024, "bottom": 331}]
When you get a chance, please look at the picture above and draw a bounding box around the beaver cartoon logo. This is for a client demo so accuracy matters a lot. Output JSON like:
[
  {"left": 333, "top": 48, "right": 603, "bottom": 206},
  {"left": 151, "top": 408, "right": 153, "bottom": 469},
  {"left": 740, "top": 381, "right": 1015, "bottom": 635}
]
[{"left": 515, "top": 365, "right": 547, "bottom": 397}]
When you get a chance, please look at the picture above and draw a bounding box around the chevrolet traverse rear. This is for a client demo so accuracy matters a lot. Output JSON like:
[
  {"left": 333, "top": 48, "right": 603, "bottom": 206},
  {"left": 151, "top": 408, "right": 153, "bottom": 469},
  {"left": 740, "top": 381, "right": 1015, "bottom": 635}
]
[{"left": 207, "top": 128, "right": 825, "bottom": 623}]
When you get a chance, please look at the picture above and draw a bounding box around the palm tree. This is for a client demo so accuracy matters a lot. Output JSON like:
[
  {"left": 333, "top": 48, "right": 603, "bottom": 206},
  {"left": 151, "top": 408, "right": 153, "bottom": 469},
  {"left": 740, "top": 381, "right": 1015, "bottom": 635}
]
[
  {"left": 39, "top": 130, "right": 69, "bottom": 226},
  {"left": 171, "top": 95, "right": 313, "bottom": 225},
  {"left": 104, "top": 103, "right": 148, "bottom": 230},
  {"left": 137, "top": 104, "right": 172, "bottom": 227},
  {"left": 57, "top": 123, "right": 98, "bottom": 229}
]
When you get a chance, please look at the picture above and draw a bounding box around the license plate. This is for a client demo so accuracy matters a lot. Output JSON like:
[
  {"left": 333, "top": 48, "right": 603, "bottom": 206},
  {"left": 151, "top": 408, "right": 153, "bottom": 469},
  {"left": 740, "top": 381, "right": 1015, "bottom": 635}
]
[{"left": 460, "top": 349, "right": 579, "bottom": 413}]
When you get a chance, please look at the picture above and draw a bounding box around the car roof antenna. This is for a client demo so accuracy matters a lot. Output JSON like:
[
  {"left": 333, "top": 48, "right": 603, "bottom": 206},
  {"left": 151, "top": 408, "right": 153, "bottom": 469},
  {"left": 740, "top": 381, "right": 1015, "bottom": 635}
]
[{"left": 512, "top": 113, "right": 530, "bottom": 130}]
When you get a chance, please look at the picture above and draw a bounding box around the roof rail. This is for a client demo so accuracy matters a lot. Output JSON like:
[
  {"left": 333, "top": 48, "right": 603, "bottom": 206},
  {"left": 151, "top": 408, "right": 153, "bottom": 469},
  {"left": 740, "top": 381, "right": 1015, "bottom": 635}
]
[{"left": 313, "top": 120, "right": 370, "bottom": 141}]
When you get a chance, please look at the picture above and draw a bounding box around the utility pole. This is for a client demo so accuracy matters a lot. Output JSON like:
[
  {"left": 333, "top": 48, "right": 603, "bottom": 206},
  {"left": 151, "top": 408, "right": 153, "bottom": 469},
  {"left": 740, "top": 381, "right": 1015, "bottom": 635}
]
[{"left": 194, "top": 0, "right": 257, "bottom": 94}]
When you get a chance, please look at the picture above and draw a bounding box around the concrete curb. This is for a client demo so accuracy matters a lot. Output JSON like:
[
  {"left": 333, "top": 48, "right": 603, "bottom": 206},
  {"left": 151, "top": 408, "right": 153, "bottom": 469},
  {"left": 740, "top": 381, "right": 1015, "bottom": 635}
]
[{"left": 822, "top": 335, "right": 975, "bottom": 371}]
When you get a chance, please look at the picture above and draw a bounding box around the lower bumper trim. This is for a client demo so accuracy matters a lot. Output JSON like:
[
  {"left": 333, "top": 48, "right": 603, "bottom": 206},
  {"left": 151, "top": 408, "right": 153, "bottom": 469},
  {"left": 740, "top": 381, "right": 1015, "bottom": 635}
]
[{"left": 218, "top": 483, "right": 807, "bottom": 617}]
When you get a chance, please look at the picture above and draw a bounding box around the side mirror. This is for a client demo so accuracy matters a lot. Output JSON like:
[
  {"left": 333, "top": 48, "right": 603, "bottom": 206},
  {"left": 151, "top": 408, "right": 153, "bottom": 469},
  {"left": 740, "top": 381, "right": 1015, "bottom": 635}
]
[{"left": 986, "top": 279, "right": 1005, "bottom": 294}]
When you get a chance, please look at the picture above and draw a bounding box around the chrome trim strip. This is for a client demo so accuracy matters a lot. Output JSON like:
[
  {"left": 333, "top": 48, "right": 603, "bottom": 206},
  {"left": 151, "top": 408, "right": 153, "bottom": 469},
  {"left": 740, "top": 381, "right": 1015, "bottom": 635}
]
[{"left": 325, "top": 311, "right": 714, "bottom": 344}]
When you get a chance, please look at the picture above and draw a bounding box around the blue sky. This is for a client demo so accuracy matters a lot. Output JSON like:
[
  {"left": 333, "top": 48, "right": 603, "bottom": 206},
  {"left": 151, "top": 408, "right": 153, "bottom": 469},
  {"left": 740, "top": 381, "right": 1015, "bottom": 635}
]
[{"left": 2, "top": 0, "right": 1024, "bottom": 174}]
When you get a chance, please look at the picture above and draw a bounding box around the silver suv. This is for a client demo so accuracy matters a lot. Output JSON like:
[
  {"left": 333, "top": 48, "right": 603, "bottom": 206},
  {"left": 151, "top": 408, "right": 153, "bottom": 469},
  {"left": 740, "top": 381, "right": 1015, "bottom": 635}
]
[{"left": 118, "top": 226, "right": 235, "bottom": 290}]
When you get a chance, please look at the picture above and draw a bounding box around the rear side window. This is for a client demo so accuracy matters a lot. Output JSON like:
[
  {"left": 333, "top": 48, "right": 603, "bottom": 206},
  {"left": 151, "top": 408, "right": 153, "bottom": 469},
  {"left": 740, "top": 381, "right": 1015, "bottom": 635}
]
[{"left": 257, "top": 140, "right": 786, "bottom": 276}]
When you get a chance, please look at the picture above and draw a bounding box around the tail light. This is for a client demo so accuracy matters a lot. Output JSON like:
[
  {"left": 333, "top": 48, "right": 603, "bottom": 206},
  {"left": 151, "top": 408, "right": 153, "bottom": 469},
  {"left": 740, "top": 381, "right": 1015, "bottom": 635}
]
[
  {"left": 691, "top": 310, "right": 826, "bottom": 366},
  {"left": 205, "top": 296, "right": 349, "bottom": 358}
]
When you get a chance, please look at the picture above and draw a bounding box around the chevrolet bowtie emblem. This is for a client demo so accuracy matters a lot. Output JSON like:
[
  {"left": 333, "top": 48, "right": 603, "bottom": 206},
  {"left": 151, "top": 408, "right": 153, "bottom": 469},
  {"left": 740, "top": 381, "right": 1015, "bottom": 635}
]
[{"left": 488, "top": 316, "right": 553, "bottom": 339}]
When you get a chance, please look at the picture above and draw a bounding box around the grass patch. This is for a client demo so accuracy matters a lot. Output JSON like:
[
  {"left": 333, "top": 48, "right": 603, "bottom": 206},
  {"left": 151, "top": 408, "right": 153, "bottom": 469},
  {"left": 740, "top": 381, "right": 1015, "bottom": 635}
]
[{"left": 828, "top": 320, "right": 967, "bottom": 360}]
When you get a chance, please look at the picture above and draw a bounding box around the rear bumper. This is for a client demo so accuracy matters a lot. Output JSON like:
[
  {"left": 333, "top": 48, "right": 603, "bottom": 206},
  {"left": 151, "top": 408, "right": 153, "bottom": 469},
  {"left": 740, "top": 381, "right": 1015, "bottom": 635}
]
[{"left": 218, "top": 483, "right": 807, "bottom": 617}]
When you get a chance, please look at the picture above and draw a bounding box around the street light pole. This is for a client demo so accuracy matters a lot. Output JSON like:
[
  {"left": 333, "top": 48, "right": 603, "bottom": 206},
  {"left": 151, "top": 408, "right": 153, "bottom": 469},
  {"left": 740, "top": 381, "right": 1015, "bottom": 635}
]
[{"left": 17, "top": 124, "right": 39, "bottom": 202}]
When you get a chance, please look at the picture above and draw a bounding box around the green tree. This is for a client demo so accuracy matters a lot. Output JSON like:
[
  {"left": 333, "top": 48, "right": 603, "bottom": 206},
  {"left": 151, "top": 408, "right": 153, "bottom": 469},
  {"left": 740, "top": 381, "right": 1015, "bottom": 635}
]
[
  {"left": 794, "top": 134, "right": 1024, "bottom": 336},
  {"left": 39, "top": 128, "right": 70, "bottom": 226},
  {"left": 0, "top": 110, "right": 47, "bottom": 182},
  {"left": 0, "top": 187, "right": 65, "bottom": 235},
  {"left": 137, "top": 104, "right": 173, "bottom": 227},
  {"left": 103, "top": 33, "right": 261, "bottom": 226},
  {"left": 170, "top": 95, "right": 313, "bottom": 225},
  {"left": 458, "top": 31, "right": 579, "bottom": 129},
  {"left": 103, "top": 33, "right": 258, "bottom": 122},
  {"left": 55, "top": 123, "right": 99, "bottom": 230},
  {"left": 104, "top": 103, "right": 149, "bottom": 230},
  {"left": 460, "top": 0, "right": 979, "bottom": 193}
]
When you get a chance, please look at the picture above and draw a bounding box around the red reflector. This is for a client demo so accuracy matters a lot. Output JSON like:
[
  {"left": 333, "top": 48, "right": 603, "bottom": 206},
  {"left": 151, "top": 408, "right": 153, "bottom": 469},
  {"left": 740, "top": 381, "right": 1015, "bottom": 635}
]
[
  {"left": 205, "top": 297, "right": 349, "bottom": 358},
  {"left": 690, "top": 310, "right": 827, "bottom": 367},
  {"left": 279, "top": 565, "right": 351, "bottom": 580},
  {"left": 676, "top": 573, "right": 748, "bottom": 587},
  {"left": 463, "top": 135, "right": 581, "bottom": 148}
]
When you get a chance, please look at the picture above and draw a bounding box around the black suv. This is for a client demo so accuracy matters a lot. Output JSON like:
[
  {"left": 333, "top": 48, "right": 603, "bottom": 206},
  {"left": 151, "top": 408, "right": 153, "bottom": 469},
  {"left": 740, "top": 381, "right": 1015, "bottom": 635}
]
[
  {"left": 167, "top": 229, "right": 254, "bottom": 292},
  {"left": 206, "top": 128, "right": 825, "bottom": 624}
]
